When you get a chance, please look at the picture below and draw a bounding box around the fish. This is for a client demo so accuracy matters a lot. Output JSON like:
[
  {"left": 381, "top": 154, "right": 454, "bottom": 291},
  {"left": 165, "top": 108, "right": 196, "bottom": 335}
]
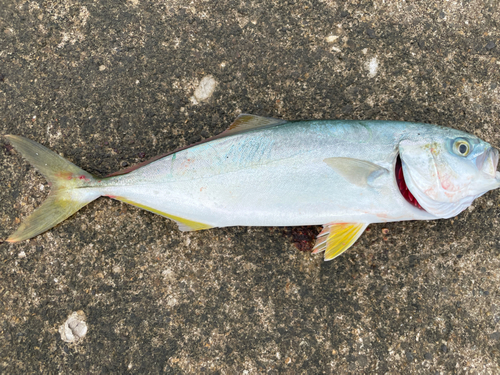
[{"left": 4, "top": 114, "right": 500, "bottom": 260}]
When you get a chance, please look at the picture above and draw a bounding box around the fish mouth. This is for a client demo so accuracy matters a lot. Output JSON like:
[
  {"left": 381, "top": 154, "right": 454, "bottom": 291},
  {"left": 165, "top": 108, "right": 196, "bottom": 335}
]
[
  {"left": 476, "top": 147, "right": 499, "bottom": 177},
  {"left": 395, "top": 155, "right": 425, "bottom": 211}
]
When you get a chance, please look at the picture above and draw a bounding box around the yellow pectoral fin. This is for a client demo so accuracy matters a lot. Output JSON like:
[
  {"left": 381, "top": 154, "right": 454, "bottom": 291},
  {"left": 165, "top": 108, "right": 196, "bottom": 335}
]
[
  {"left": 113, "top": 197, "right": 213, "bottom": 232},
  {"left": 312, "top": 223, "right": 368, "bottom": 261}
]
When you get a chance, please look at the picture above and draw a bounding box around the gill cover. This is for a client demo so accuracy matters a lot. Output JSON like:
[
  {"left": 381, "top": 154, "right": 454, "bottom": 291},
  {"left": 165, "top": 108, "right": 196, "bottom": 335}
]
[{"left": 398, "top": 137, "right": 500, "bottom": 218}]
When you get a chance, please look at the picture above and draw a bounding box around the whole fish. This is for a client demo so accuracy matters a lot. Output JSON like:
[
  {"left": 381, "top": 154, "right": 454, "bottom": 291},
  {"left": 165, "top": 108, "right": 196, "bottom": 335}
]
[{"left": 4, "top": 114, "right": 500, "bottom": 260}]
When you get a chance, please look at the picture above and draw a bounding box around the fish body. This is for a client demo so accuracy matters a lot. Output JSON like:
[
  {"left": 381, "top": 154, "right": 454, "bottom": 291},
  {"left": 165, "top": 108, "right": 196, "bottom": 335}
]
[
  {"left": 5, "top": 115, "right": 500, "bottom": 260},
  {"left": 99, "top": 120, "right": 434, "bottom": 226}
]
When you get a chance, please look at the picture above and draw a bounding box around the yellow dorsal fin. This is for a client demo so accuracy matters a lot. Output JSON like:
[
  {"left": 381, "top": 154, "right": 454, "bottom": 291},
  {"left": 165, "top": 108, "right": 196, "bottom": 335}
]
[
  {"left": 220, "top": 114, "right": 287, "bottom": 137},
  {"left": 312, "top": 223, "right": 368, "bottom": 261}
]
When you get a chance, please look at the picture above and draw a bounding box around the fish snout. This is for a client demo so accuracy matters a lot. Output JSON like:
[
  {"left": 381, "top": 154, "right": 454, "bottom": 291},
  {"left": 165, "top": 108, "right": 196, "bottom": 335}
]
[{"left": 477, "top": 147, "right": 499, "bottom": 178}]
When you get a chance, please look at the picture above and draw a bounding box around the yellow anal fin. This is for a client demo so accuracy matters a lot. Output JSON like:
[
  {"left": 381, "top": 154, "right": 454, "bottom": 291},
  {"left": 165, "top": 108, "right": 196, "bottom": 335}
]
[
  {"left": 312, "top": 223, "right": 368, "bottom": 261},
  {"left": 113, "top": 197, "right": 213, "bottom": 232}
]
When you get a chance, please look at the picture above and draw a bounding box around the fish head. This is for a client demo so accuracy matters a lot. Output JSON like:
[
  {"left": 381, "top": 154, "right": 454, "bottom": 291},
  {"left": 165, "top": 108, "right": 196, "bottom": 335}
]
[{"left": 398, "top": 127, "right": 500, "bottom": 218}]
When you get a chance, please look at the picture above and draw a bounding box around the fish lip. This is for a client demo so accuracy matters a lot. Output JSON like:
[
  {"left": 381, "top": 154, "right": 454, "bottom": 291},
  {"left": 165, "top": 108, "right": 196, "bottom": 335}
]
[
  {"left": 395, "top": 154, "right": 425, "bottom": 211},
  {"left": 489, "top": 147, "right": 499, "bottom": 175},
  {"left": 485, "top": 148, "right": 500, "bottom": 187},
  {"left": 476, "top": 147, "right": 499, "bottom": 176}
]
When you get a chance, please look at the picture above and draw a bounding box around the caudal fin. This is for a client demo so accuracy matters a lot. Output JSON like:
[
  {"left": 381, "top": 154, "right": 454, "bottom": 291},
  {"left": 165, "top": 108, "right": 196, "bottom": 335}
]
[{"left": 5, "top": 135, "right": 101, "bottom": 243}]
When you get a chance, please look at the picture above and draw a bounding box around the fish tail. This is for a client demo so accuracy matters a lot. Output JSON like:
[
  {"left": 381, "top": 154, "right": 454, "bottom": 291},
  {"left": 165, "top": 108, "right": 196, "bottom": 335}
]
[{"left": 5, "top": 135, "right": 101, "bottom": 243}]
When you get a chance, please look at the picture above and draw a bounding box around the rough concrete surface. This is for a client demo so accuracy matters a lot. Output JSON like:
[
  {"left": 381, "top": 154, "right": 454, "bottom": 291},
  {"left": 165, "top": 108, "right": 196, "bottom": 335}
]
[{"left": 1, "top": 0, "right": 500, "bottom": 373}]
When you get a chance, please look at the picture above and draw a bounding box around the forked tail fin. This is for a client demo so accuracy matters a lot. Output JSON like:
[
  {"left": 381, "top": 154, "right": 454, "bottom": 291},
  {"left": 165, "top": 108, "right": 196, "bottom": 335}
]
[{"left": 5, "top": 135, "right": 101, "bottom": 243}]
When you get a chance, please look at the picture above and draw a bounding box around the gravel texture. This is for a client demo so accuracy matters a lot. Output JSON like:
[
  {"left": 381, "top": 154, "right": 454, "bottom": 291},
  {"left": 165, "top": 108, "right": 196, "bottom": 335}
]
[{"left": 1, "top": 0, "right": 500, "bottom": 373}]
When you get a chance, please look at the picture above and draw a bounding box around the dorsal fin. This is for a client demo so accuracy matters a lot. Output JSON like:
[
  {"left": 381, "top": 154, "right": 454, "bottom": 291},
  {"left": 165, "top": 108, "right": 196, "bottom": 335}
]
[
  {"left": 219, "top": 114, "right": 287, "bottom": 137},
  {"left": 107, "top": 114, "right": 288, "bottom": 177}
]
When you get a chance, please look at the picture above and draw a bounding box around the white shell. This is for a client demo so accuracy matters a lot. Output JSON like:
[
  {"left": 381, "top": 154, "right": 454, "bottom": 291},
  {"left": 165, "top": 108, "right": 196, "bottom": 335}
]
[{"left": 59, "top": 310, "right": 88, "bottom": 343}]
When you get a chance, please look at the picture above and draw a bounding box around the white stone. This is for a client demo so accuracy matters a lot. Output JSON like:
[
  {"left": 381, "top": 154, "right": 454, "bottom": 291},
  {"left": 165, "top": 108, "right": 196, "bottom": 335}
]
[
  {"left": 59, "top": 311, "right": 88, "bottom": 343},
  {"left": 192, "top": 75, "right": 217, "bottom": 103},
  {"left": 367, "top": 57, "right": 378, "bottom": 78}
]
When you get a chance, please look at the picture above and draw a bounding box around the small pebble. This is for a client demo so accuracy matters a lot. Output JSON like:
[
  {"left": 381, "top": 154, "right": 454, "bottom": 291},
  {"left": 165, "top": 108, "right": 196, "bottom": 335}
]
[
  {"left": 192, "top": 75, "right": 217, "bottom": 104},
  {"left": 18, "top": 251, "right": 26, "bottom": 258},
  {"left": 59, "top": 311, "right": 88, "bottom": 343},
  {"left": 326, "top": 35, "right": 339, "bottom": 43}
]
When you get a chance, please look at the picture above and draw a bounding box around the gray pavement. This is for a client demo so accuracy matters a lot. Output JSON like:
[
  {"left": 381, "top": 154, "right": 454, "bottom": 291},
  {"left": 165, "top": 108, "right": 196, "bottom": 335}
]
[{"left": 1, "top": 0, "right": 500, "bottom": 373}]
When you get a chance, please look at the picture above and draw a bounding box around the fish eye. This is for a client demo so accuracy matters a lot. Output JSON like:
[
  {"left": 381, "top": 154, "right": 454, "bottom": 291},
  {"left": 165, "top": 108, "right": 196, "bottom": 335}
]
[{"left": 452, "top": 138, "right": 471, "bottom": 157}]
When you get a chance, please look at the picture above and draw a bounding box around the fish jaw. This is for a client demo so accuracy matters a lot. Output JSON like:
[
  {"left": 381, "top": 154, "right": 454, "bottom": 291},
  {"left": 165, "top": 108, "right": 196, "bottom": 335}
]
[
  {"left": 476, "top": 147, "right": 499, "bottom": 177},
  {"left": 472, "top": 147, "right": 500, "bottom": 191}
]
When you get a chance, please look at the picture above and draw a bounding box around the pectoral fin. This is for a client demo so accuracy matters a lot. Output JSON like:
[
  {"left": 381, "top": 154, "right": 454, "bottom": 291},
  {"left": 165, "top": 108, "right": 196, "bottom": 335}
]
[
  {"left": 312, "top": 222, "right": 368, "bottom": 261},
  {"left": 324, "top": 157, "right": 388, "bottom": 187}
]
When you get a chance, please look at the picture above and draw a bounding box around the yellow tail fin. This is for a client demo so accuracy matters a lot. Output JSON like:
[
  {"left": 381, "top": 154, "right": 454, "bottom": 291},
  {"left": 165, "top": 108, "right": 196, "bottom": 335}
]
[{"left": 5, "top": 135, "right": 101, "bottom": 243}]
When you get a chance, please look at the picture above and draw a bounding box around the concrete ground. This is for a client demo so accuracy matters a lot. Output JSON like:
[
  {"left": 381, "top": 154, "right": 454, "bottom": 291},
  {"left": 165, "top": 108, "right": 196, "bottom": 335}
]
[{"left": 1, "top": 0, "right": 500, "bottom": 373}]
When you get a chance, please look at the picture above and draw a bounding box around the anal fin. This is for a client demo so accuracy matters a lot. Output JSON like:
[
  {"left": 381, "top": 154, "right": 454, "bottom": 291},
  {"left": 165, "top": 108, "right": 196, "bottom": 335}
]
[
  {"left": 113, "top": 197, "right": 213, "bottom": 232},
  {"left": 312, "top": 223, "right": 368, "bottom": 261}
]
